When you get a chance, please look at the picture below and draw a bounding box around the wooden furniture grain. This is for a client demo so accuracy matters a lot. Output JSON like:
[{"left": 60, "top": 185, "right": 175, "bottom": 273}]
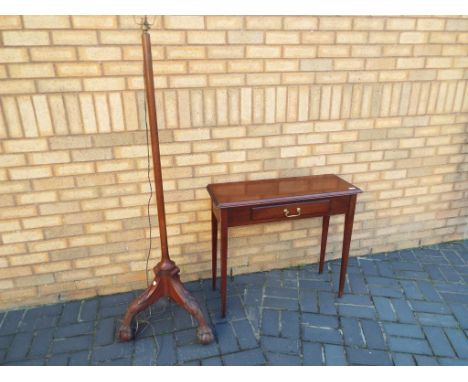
[
  {"left": 207, "top": 174, "right": 362, "bottom": 317},
  {"left": 118, "top": 24, "right": 213, "bottom": 344}
]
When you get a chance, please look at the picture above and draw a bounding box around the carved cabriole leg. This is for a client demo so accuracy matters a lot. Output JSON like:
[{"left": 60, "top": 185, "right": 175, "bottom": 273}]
[
  {"left": 118, "top": 277, "right": 163, "bottom": 341},
  {"left": 168, "top": 270, "right": 214, "bottom": 345}
]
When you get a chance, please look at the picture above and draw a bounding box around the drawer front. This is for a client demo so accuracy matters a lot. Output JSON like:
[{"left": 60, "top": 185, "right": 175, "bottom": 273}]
[{"left": 251, "top": 199, "right": 330, "bottom": 221}]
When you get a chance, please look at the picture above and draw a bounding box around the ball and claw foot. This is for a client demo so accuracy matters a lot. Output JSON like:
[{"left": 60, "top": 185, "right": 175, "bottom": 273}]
[
  {"left": 197, "top": 325, "right": 214, "bottom": 345},
  {"left": 118, "top": 324, "right": 133, "bottom": 342}
]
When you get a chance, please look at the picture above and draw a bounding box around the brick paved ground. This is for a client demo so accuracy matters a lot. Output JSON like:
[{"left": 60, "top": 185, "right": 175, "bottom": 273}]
[{"left": 1, "top": 240, "right": 467, "bottom": 366}]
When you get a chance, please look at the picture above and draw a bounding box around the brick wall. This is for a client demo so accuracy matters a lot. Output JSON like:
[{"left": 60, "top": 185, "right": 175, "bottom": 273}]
[{"left": 0, "top": 16, "right": 467, "bottom": 310}]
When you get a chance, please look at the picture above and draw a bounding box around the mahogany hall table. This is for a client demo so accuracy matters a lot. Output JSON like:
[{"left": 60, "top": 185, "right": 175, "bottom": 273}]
[{"left": 207, "top": 174, "right": 362, "bottom": 317}]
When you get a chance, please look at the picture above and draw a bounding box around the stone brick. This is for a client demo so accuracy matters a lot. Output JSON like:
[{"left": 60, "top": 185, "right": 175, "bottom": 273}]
[
  {"left": 206, "top": 16, "right": 243, "bottom": 30},
  {"left": 164, "top": 16, "right": 204, "bottom": 30},
  {"left": 51, "top": 31, "right": 98, "bottom": 45},
  {"left": 3, "top": 31, "right": 49, "bottom": 46},
  {"left": 23, "top": 16, "right": 71, "bottom": 29},
  {"left": 187, "top": 31, "right": 226, "bottom": 44},
  {"left": 72, "top": 16, "right": 117, "bottom": 29}
]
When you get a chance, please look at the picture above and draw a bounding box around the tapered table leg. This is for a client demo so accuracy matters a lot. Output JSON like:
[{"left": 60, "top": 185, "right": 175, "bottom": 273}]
[
  {"left": 319, "top": 215, "right": 330, "bottom": 274},
  {"left": 211, "top": 208, "right": 218, "bottom": 290},
  {"left": 338, "top": 195, "right": 357, "bottom": 297},
  {"left": 220, "top": 209, "right": 228, "bottom": 318}
]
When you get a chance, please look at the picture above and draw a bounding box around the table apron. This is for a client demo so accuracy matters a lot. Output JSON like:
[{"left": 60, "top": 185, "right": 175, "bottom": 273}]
[{"left": 215, "top": 195, "right": 351, "bottom": 227}]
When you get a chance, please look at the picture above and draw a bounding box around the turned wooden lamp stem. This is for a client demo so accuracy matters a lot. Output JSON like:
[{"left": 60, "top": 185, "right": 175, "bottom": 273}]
[
  {"left": 118, "top": 24, "right": 214, "bottom": 345},
  {"left": 141, "top": 30, "right": 170, "bottom": 266}
]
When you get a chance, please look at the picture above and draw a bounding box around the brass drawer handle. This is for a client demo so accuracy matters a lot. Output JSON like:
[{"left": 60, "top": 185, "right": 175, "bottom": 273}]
[{"left": 283, "top": 207, "right": 301, "bottom": 218}]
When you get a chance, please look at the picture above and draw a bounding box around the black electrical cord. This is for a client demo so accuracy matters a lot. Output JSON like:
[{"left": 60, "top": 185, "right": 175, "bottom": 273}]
[{"left": 131, "top": 96, "right": 163, "bottom": 363}]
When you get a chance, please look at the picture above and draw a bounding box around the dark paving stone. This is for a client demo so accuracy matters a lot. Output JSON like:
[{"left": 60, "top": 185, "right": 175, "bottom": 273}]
[
  {"left": 347, "top": 273, "right": 369, "bottom": 294},
  {"left": 440, "top": 292, "right": 468, "bottom": 304},
  {"left": 414, "top": 355, "right": 438, "bottom": 366},
  {"left": 366, "top": 275, "right": 401, "bottom": 288},
  {"left": 387, "top": 337, "right": 432, "bottom": 355},
  {"left": 59, "top": 301, "right": 81, "bottom": 325},
  {"left": 132, "top": 337, "right": 157, "bottom": 366},
  {"left": 99, "top": 304, "right": 128, "bottom": 319},
  {"left": 51, "top": 335, "right": 93, "bottom": 354},
  {"left": 416, "top": 281, "right": 442, "bottom": 302},
  {"left": 347, "top": 348, "right": 392, "bottom": 366},
  {"left": 302, "top": 313, "right": 339, "bottom": 328},
  {"left": 263, "top": 296, "right": 298, "bottom": 311},
  {"left": 94, "top": 317, "right": 116, "bottom": 346},
  {"left": 416, "top": 313, "right": 458, "bottom": 327},
  {"left": 69, "top": 350, "right": 90, "bottom": 366},
  {"left": 391, "top": 299, "right": 417, "bottom": 323},
  {"left": 361, "top": 319, "right": 386, "bottom": 350},
  {"left": 79, "top": 299, "right": 99, "bottom": 322},
  {"left": 92, "top": 342, "right": 135, "bottom": 364},
  {"left": 242, "top": 286, "right": 263, "bottom": 306},
  {"left": 47, "top": 353, "right": 69, "bottom": 365},
  {"left": 29, "top": 328, "right": 54, "bottom": 358},
  {"left": 400, "top": 280, "right": 425, "bottom": 300},
  {"left": 302, "top": 342, "right": 322, "bottom": 365},
  {"left": 0, "top": 335, "right": 13, "bottom": 349},
  {"left": 299, "top": 279, "right": 330, "bottom": 292},
  {"left": 438, "top": 357, "right": 468, "bottom": 366},
  {"left": 265, "top": 286, "right": 297, "bottom": 299},
  {"left": 392, "top": 352, "right": 416, "bottom": 366},
  {"left": 444, "top": 328, "right": 468, "bottom": 359},
  {"left": 358, "top": 259, "right": 379, "bottom": 276},
  {"left": 201, "top": 356, "right": 223, "bottom": 366},
  {"left": 317, "top": 291, "right": 337, "bottom": 315},
  {"left": 222, "top": 348, "right": 266, "bottom": 366},
  {"left": 231, "top": 319, "right": 258, "bottom": 350},
  {"left": 373, "top": 297, "right": 397, "bottom": 321},
  {"left": 261, "top": 336, "right": 299, "bottom": 355},
  {"left": 0, "top": 310, "right": 24, "bottom": 335},
  {"left": 55, "top": 321, "right": 94, "bottom": 338},
  {"left": 410, "top": 300, "right": 450, "bottom": 314},
  {"left": 302, "top": 326, "right": 342, "bottom": 345},
  {"left": 99, "top": 291, "right": 134, "bottom": 307},
  {"left": 18, "top": 308, "right": 60, "bottom": 332},
  {"left": 4, "top": 358, "right": 45, "bottom": 366},
  {"left": 324, "top": 344, "right": 346, "bottom": 365},
  {"left": 299, "top": 291, "right": 318, "bottom": 313},
  {"left": 338, "top": 305, "right": 376, "bottom": 320},
  {"left": 234, "top": 272, "right": 265, "bottom": 285},
  {"left": 261, "top": 309, "right": 279, "bottom": 337},
  {"left": 177, "top": 341, "right": 219, "bottom": 363},
  {"left": 337, "top": 294, "right": 372, "bottom": 306},
  {"left": 215, "top": 322, "right": 239, "bottom": 354},
  {"left": 423, "top": 326, "right": 455, "bottom": 358},
  {"left": 5, "top": 331, "right": 33, "bottom": 361},
  {"left": 155, "top": 334, "right": 176, "bottom": 366},
  {"left": 436, "top": 283, "right": 468, "bottom": 294},
  {"left": 281, "top": 310, "right": 300, "bottom": 339},
  {"left": 266, "top": 352, "right": 301, "bottom": 365},
  {"left": 341, "top": 317, "right": 365, "bottom": 347},
  {"left": 175, "top": 328, "right": 197, "bottom": 346},
  {"left": 383, "top": 323, "right": 424, "bottom": 339}
]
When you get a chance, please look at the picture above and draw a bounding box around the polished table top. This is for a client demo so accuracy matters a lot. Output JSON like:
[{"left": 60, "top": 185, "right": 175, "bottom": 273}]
[{"left": 207, "top": 174, "right": 362, "bottom": 208}]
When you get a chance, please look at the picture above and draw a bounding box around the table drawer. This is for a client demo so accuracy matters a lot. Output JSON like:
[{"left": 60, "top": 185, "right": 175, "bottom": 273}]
[{"left": 251, "top": 199, "right": 330, "bottom": 221}]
